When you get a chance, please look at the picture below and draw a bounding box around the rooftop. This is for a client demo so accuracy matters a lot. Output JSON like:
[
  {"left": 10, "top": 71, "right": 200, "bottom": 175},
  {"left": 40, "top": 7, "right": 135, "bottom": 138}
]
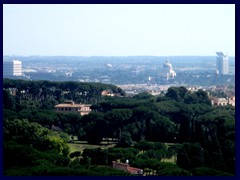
[{"left": 54, "top": 103, "right": 91, "bottom": 108}]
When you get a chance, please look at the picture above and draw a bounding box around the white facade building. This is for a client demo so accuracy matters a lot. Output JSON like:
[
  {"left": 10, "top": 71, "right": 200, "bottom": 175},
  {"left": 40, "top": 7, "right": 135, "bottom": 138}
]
[
  {"left": 3, "top": 60, "right": 23, "bottom": 76},
  {"left": 54, "top": 101, "right": 91, "bottom": 116},
  {"left": 160, "top": 59, "right": 176, "bottom": 80},
  {"left": 216, "top": 52, "right": 229, "bottom": 75},
  {"left": 211, "top": 97, "right": 235, "bottom": 106}
]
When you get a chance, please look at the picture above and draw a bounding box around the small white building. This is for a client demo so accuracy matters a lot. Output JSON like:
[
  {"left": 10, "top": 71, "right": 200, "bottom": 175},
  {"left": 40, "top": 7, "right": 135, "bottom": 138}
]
[
  {"left": 211, "top": 98, "right": 228, "bottom": 106},
  {"left": 228, "top": 96, "right": 235, "bottom": 106},
  {"left": 101, "top": 90, "right": 115, "bottom": 96},
  {"left": 211, "top": 97, "right": 235, "bottom": 106}
]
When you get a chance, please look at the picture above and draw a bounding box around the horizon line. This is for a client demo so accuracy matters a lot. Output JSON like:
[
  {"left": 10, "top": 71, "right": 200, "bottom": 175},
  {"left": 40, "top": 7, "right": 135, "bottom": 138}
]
[{"left": 3, "top": 55, "right": 235, "bottom": 57}]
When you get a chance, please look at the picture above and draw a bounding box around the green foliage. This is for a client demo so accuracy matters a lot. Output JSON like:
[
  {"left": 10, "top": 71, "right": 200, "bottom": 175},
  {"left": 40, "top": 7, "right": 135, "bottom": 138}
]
[
  {"left": 133, "top": 92, "right": 154, "bottom": 100},
  {"left": 3, "top": 109, "right": 18, "bottom": 120},
  {"left": 3, "top": 78, "right": 123, "bottom": 108},
  {"left": 4, "top": 141, "right": 70, "bottom": 171},
  {"left": 107, "top": 147, "right": 139, "bottom": 164},
  {"left": 191, "top": 167, "right": 233, "bottom": 176},
  {"left": 157, "top": 163, "right": 192, "bottom": 176},
  {"left": 138, "top": 149, "right": 165, "bottom": 160},
  {"left": 177, "top": 143, "right": 204, "bottom": 170},
  {"left": 131, "top": 159, "right": 191, "bottom": 176},
  {"left": 59, "top": 132, "right": 70, "bottom": 143},
  {"left": 104, "top": 108, "right": 133, "bottom": 139},
  {"left": 83, "top": 112, "right": 105, "bottom": 144},
  {"left": 151, "top": 116, "right": 176, "bottom": 142},
  {"left": 91, "top": 97, "right": 138, "bottom": 112},
  {"left": 3, "top": 89, "right": 16, "bottom": 110},
  {"left": 155, "top": 100, "right": 181, "bottom": 117},
  {"left": 3, "top": 79, "right": 235, "bottom": 175},
  {"left": 4, "top": 119, "right": 70, "bottom": 155},
  {"left": 56, "top": 113, "right": 82, "bottom": 135},
  {"left": 134, "top": 140, "right": 166, "bottom": 151},
  {"left": 195, "top": 89, "right": 211, "bottom": 105},
  {"left": 166, "top": 87, "right": 211, "bottom": 105},
  {"left": 4, "top": 141, "right": 131, "bottom": 176},
  {"left": 69, "top": 151, "right": 81, "bottom": 159},
  {"left": 117, "top": 131, "right": 133, "bottom": 147},
  {"left": 81, "top": 148, "right": 112, "bottom": 166},
  {"left": 184, "top": 92, "right": 199, "bottom": 104}
]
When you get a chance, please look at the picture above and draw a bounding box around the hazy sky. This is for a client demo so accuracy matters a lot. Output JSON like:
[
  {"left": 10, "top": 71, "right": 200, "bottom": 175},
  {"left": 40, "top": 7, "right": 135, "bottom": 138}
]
[{"left": 3, "top": 4, "right": 235, "bottom": 56}]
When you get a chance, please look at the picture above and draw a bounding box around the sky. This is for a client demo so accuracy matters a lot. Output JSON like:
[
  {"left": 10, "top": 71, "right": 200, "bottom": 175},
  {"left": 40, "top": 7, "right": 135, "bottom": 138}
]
[{"left": 3, "top": 4, "right": 235, "bottom": 56}]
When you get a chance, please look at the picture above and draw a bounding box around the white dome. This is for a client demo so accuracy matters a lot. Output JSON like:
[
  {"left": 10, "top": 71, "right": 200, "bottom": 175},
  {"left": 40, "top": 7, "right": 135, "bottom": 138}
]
[
  {"left": 160, "top": 59, "right": 176, "bottom": 79},
  {"left": 105, "top": 63, "right": 112, "bottom": 68},
  {"left": 163, "top": 59, "right": 172, "bottom": 69},
  {"left": 163, "top": 62, "right": 172, "bottom": 69}
]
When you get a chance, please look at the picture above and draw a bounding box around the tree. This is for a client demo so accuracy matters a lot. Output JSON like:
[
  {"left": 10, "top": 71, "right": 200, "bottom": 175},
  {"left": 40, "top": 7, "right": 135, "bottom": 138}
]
[
  {"left": 131, "top": 106, "right": 154, "bottom": 140},
  {"left": 151, "top": 116, "right": 176, "bottom": 142},
  {"left": 178, "top": 115, "right": 191, "bottom": 143},
  {"left": 195, "top": 89, "right": 211, "bottom": 105},
  {"left": 104, "top": 109, "right": 133, "bottom": 139},
  {"left": 3, "top": 89, "right": 16, "bottom": 110},
  {"left": 133, "top": 92, "right": 153, "bottom": 100},
  {"left": 177, "top": 143, "right": 205, "bottom": 170},
  {"left": 166, "top": 87, "right": 180, "bottom": 101},
  {"left": 84, "top": 112, "right": 105, "bottom": 144},
  {"left": 156, "top": 162, "right": 191, "bottom": 176},
  {"left": 178, "top": 86, "right": 188, "bottom": 100},
  {"left": 191, "top": 167, "right": 233, "bottom": 176},
  {"left": 184, "top": 92, "right": 199, "bottom": 104},
  {"left": 81, "top": 148, "right": 109, "bottom": 165},
  {"left": 117, "top": 131, "right": 133, "bottom": 147},
  {"left": 3, "top": 109, "right": 18, "bottom": 120},
  {"left": 4, "top": 140, "right": 72, "bottom": 176},
  {"left": 4, "top": 119, "right": 70, "bottom": 156}
]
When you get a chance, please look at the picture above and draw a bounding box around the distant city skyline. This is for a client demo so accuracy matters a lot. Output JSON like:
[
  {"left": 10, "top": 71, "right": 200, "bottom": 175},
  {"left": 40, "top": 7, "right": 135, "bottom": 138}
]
[{"left": 3, "top": 4, "right": 235, "bottom": 56}]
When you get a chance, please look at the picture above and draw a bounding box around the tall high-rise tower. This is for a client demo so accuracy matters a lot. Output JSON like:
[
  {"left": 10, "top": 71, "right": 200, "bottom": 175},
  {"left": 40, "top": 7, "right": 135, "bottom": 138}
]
[
  {"left": 3, "top": 60, "right": 23, "bottom": 77},
  {"left": 216, "top": 52, "right": 229, "bottom": 75}
]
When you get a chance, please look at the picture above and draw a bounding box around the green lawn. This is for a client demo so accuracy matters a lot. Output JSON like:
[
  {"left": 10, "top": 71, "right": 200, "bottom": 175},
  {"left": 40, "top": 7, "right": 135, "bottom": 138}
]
[
  {"left": 68, "top": 141, "right": 117, "bottom": 153},
  {"left": 161, "top": 155, "right": 177, "bottom": 164}
]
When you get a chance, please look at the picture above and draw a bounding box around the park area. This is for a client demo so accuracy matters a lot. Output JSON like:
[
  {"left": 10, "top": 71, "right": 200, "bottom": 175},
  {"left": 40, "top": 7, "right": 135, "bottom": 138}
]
[{"left": 68, "top": 141, "right": 117, "bottom": 153}]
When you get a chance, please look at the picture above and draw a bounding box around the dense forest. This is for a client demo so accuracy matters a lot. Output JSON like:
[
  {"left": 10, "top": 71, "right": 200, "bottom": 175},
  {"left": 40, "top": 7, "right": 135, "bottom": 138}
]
[{"left": 3, "top": 79, "right": 235, "bottom": 176}]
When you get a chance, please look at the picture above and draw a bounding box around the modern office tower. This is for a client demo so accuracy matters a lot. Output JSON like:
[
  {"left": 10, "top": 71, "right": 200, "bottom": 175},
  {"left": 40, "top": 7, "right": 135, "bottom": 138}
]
[
  {"left": 3, "top": 60, "right": 23, "bottom": 77},
  {"left": 216, "top": 52, "right": 229, "bottom": 75}
]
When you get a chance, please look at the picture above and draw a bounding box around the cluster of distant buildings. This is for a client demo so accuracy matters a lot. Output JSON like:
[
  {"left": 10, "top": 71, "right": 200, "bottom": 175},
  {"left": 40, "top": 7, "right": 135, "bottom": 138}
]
[
  {"left": 159, "top": 51, "right": 229, "bottom": 80},
  {"left": 3, "top": 52, "right": 234, "bottom": 108},
  {"left": 3, "top": 52, "right": 230, "bottom": 78}
]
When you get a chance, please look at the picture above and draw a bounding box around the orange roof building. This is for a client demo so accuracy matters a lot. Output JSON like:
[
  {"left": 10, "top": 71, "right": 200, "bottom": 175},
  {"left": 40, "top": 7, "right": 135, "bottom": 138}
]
[
  {"left": 54, "top": 101, "right": 91, "bottom": 116},
  {"left": 112, "top": 161, "right": 143, "bottom": 175}
]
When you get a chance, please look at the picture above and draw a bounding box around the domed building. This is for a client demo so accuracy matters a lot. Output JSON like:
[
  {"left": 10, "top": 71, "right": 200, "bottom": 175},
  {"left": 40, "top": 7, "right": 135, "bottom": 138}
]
[
  {"left": 105, "top": 63, "right": 112, "bottom": 68},
  {"left": 160, "top": 59, "right": 176, "bottom": 80}
]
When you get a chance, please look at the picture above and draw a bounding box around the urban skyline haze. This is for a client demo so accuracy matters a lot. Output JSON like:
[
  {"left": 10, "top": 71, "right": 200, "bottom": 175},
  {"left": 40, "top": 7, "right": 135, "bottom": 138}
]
[{"left": 3, "top": 4, "right": 235, "bottom": 57}]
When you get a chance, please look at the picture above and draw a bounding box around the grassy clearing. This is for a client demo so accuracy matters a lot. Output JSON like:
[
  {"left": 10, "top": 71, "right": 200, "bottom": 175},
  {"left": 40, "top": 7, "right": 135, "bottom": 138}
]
[
  {"left": 68, "top": 141, "right": 117, "bottom": 153},
  {"left": 161, "top": 155, "right": 177, "bottom": 164}
]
